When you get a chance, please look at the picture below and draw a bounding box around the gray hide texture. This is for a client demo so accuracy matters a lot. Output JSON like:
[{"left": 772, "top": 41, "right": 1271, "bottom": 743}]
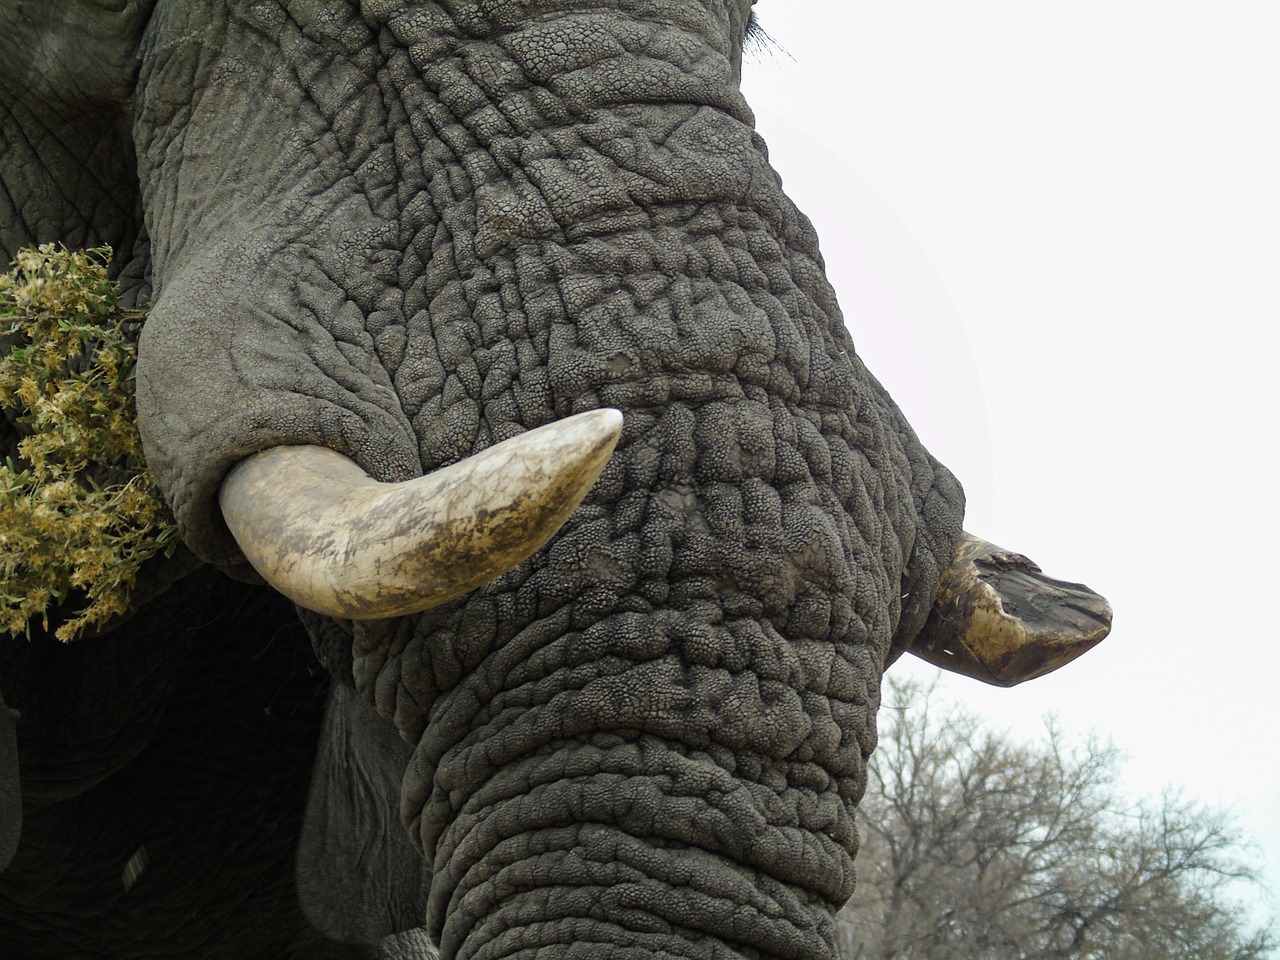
[
  {"left": 1, "top": 2, "right": 966, "bottom": 958},
  {"left": 298, "top": 682, "right": 432, "bottom": 943}
]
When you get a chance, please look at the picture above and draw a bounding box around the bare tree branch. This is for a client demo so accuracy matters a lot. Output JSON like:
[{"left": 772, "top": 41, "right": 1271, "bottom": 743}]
[{"left": 840, "top": 677, "right": 1277, "bottom": 960}]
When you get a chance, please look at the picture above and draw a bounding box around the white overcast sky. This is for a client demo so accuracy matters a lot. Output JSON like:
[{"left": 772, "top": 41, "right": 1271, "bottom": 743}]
[{"left": 741, "top": 0, "right": 1279, "bottom": 924}]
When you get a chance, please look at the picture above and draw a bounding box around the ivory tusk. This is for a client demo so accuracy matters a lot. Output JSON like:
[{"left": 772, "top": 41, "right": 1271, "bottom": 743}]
[
  {"left": 908, "top": 532, "right": 1113, "bottom": 686},
  {"left": 218, "top": 409, "right": 623, "bottom": 619}
]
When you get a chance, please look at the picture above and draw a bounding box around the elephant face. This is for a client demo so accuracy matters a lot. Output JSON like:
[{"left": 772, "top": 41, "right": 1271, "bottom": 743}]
[{"left": 1, "top": 2, "right": 1107, "bottom": 957}]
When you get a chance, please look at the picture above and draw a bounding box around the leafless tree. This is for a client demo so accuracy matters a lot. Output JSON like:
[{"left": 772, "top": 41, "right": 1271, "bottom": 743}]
[{"left": 838, "top": 677, "right": 1276, "bottom": 960}]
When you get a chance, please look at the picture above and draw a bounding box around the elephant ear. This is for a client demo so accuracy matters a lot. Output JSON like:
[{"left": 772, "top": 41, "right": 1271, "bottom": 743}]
[
  {"left": 1, "top": 1, "right": 153, "bottom": 263},
  {"left": 1, "top": 695, "right": 19, "bottom": 872},
  {"left": 297, "top": 683, "right": 431, "bottom": 944}
]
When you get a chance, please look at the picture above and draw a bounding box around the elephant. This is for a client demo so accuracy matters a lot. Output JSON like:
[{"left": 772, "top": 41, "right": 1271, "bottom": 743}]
[{"left": 0, "top": 2, "right": 1111, "bottom": 958}]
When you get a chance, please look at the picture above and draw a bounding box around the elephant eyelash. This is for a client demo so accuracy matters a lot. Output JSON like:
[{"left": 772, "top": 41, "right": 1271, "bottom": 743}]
[{"left": 744, "top": 12, "right": 786, "bottom": 63}]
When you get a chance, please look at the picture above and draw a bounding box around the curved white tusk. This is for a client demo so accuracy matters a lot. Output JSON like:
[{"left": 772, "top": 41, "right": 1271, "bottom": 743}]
[{"left": 218, "top": 409, "right": 623, "bottom": 619}]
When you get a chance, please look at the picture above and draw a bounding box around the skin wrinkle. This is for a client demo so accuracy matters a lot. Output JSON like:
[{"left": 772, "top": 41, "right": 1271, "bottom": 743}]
[
  {"left": 447, "top": 843, "right": 825, "bottom": 959},
  {"left": 0, "top": 97, "right": 134, "bottom": 252},
  {"left": 436, "top": 757, "right": 856, "bottom": 896}
]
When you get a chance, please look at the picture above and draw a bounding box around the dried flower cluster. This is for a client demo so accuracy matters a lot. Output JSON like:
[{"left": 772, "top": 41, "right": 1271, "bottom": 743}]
[{"left": 0, "top": 244, "right": 178, "bottom": 641}]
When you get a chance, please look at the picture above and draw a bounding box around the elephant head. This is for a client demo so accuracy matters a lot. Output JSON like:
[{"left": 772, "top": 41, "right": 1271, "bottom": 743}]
[{"left": 1, "top": 1, "right": 1110, "bottom": 957}]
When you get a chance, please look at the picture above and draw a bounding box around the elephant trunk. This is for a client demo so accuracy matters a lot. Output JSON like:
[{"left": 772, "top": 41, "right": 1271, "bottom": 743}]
[{"left": 399, "top": 609, "right": 861, "bottom": 959}]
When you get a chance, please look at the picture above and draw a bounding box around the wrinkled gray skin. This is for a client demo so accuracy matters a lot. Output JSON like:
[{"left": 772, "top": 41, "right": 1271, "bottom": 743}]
[{"left": 0, "top": 2, "right": 965, "bottom": 958}]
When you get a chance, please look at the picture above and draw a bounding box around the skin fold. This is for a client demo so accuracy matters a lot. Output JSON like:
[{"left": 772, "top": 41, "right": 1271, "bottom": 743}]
[{"left": 1, "top": 2, "right": 968, "bottom": 958}]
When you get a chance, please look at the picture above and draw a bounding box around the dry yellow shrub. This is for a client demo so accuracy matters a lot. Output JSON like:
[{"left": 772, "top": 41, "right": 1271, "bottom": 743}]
[{"left": 0, "top": 244, "right": 178, "bottom": 641}]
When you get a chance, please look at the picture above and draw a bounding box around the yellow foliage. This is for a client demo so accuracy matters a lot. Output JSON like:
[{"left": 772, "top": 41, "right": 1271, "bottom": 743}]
[{"left": 0, "top": 244, "right": 179, "bottom": 641}]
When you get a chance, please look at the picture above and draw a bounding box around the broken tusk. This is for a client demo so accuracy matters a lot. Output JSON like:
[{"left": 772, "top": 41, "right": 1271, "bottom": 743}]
[
  {"left": 908, "top": 532, "right": 1112, "bottom": 686},
  {"left": 218, "top": 409, "right": 623, "bottom": 619}
]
